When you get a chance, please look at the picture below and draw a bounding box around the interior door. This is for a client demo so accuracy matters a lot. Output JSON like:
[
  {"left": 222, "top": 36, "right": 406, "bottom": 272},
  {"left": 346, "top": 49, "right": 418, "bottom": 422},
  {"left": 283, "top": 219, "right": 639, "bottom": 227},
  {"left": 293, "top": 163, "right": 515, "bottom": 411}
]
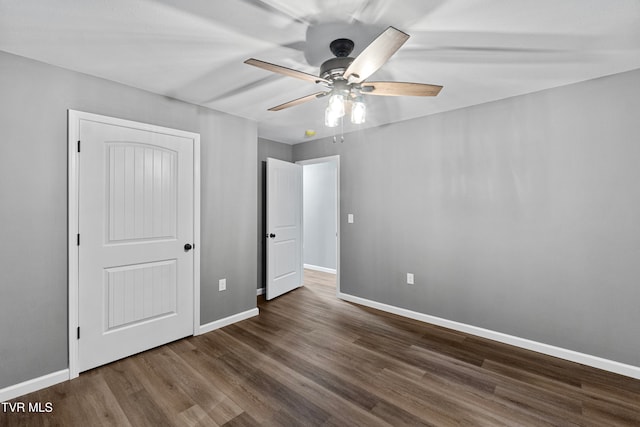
[
  {"left": 266, "top": 158, "right": 303, "bottom": 300},
  {"left": 77, "top": 117, "right": 195, "bottom": 373}
]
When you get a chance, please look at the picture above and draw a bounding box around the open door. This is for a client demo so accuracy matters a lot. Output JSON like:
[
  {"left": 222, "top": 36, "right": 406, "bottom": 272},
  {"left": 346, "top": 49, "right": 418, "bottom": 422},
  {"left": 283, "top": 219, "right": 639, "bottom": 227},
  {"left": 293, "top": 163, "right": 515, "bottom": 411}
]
[{"left": 266, "top": 158, "right": 303, "bottom": 300}]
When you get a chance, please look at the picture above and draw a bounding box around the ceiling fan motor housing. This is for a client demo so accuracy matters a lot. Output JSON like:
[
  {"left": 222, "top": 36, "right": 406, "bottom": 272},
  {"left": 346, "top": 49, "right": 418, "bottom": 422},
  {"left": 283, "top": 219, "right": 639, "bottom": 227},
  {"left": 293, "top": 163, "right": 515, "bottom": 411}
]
[
  {"left": 319, "top": 38, "right": 356, "bottom": 81},
  {"left": 320, "top": 56, "right": 354, "bottom": 81}
]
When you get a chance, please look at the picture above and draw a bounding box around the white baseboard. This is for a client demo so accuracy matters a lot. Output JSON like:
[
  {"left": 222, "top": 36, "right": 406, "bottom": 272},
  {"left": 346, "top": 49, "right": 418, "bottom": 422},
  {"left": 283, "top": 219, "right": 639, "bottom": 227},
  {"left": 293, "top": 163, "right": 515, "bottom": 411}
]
[
  {"left": 337, "top": 292, "right": 640, "bottom": 380},
  {"left": 0, "top": 369, "right": 69, "bottom": 402},
  {"left": 304, "top": 264, "right": 337, "bottom": 274},
  {"left": 257, "top": 287, "right": 265, "bottom": 296},
  {"left": 197, "top": 308, "right": 259, "bottom": 335}
]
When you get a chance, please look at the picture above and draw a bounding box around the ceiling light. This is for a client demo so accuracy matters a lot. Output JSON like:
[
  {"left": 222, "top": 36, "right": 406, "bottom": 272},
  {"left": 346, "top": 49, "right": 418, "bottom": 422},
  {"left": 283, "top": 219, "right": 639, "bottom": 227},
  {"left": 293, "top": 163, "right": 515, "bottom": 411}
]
[
  {"left": 351, "top": 97, "right": 366, "bottom": 124},
  {"left": 327, "top": 93, "right": 345, "bottom": 118},
  {"left": 325, "top": 106, "right": 340, "bottom": 127}
]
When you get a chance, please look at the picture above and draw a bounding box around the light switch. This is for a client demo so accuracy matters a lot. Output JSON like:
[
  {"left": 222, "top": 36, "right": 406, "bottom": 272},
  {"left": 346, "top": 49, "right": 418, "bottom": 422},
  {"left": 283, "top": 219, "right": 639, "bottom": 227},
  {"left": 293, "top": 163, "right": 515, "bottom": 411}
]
[{"left": 348, "top": 214, "right": 354, "bottom": 224}]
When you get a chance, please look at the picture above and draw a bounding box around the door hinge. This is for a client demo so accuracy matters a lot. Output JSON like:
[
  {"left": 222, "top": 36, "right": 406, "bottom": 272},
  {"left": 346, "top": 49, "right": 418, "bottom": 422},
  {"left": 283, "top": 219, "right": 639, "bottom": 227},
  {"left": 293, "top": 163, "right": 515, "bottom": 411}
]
[
  {"left": 77, "top": 234, "right": 80, "bottom": 246},
  {"left": 77, "top": 140, "right": 81, "bottom": 152},
  {"left": 77, "top": 327, "right": 80, "bottom": 339}
]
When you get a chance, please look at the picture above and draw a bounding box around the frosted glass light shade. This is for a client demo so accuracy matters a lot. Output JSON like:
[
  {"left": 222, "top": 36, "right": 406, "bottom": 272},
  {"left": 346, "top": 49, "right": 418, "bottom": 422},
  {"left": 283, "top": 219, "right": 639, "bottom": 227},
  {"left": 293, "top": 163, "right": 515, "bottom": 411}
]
[
  {"left": 327, "top": 93, "right": 345, "bottom": 118},
  {"left": 325, "top": 106, "right": 340, "bottom": 127},
  {"left": 351, "top": 100, "right": 366, "bottom": 124}
]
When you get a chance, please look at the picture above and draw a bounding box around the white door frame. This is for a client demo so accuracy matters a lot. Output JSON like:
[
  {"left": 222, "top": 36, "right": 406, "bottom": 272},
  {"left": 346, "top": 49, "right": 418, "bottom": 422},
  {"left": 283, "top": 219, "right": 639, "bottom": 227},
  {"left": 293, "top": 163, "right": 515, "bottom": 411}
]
[
  {"left": 67, "top": 110, "right": 201, "bottom": 379},
  {"left": 296, "top": 155, "right": 341, "bottom": 296}
]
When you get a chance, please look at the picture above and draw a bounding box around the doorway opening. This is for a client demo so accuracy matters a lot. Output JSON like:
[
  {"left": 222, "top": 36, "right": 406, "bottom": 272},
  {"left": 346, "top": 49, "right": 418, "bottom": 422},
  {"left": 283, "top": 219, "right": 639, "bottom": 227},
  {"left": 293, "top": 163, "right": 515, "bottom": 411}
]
[{"left": 298, "top": 156, "right": 340, "bottom": 295}]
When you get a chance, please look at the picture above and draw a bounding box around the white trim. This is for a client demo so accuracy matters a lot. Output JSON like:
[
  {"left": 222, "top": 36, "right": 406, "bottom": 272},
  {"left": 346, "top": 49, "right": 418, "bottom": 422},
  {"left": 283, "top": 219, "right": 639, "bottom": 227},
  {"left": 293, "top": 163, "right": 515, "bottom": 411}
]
[
  {"left": 337, "top": 292, "right": 640, "bottom": 380},
  {"left": 197, "top": 308, "right": 260, "bottom": 335},
  {"left": 257, "top": 287, "right": 265, "bottom": 296},
  {"left": 67, "top": 110, "right": 201, "bottom": 380},
  {"left": 68, "top": 110, "right": 80, "bottom": 379},
  {"left": 304, "top": 264, "right": 337, "bottom": 274},
  {"left": 192, "top": 135, "right": 201, "bottom": 334},
  {"left": 0, "top": 370, "right": 69, "bottom": 402}
]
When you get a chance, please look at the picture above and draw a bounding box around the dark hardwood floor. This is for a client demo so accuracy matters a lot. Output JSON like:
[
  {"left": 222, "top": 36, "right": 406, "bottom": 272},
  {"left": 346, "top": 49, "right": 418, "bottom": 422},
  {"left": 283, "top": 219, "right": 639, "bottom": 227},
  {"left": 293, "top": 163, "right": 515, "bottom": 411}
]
[{"left": 2, "top": 269, "right": 639, "bottom": 426}]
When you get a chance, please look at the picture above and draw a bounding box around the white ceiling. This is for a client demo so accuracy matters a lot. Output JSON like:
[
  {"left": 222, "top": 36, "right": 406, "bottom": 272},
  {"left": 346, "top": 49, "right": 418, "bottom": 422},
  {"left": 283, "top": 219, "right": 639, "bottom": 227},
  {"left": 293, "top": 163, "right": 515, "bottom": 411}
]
[{"left": 1, "top": 0, "right": 639, "bottom": 144}]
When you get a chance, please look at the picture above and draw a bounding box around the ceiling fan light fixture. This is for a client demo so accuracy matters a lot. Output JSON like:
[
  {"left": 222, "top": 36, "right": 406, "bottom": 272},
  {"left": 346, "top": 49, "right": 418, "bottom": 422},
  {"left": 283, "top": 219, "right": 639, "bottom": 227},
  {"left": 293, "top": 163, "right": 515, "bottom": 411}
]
[
  {"left": 327, "top": 93, "right": 345, "bottom": 118},
  {"left": 325, "top": 106, "right": 341, "bottom": 127},
  {"left": 351, "top": 97, "right": 366, "bottom": 124},
  {"left": 246, "top": 26, "right": 442, "bottom": 131}
]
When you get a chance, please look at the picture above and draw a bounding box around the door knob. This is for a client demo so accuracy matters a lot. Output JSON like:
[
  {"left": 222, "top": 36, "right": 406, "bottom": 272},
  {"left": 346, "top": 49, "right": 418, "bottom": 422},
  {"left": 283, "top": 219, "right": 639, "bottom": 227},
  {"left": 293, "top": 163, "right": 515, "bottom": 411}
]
[
  {"left": 269, "top": 233, "right": 276, "bottom": 239},
  {"left": 184, "top": 243, "right": 193, "bottom": 251}
]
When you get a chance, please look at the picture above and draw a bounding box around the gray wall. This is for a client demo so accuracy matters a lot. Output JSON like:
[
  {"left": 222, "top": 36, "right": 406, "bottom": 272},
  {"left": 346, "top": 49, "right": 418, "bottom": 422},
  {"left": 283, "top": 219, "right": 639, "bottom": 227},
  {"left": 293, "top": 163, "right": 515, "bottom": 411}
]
[
  {"left": 303, "top": 161, "right": 337, "bottom": 270},
  {"left": 199, "top": 109, "right": 257, "bottom": 324},
  {"left": 0, "top": 51, "right": 257, "bottom": 389},
  {"left": 294, "top": 68, "right": 640, "bottom": 367},
  {"left": 257, "top": 138, "right": 293, "bottom": 290}
]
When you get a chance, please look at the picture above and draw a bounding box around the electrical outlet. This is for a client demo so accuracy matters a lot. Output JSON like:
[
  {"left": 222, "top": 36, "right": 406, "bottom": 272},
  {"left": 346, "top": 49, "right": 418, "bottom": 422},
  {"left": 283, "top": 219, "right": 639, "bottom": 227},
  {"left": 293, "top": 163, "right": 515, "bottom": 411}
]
[
  {"left": 219, "top": 278, "right": 226, "bottom": 291},
  {"left": 407, "top": 273, "right": 414, "bottom": 285}
]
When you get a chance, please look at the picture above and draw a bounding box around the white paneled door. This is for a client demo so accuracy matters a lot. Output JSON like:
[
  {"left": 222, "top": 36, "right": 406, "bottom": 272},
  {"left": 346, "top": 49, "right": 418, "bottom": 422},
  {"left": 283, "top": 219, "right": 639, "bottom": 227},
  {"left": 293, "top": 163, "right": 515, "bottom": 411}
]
[
  {"left": 266, "top": 158, "right": 303, "bottom": 300},
  {"left": 72, "top": 112, "right": 199, "bottom": 373}
]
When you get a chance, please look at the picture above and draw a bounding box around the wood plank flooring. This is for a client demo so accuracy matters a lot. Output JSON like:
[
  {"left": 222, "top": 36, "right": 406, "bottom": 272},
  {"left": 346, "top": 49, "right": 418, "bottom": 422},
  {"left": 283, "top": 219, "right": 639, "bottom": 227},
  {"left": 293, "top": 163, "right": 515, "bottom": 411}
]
[{"left": 2, "top": 269, "right": 639, "bottom": 426}]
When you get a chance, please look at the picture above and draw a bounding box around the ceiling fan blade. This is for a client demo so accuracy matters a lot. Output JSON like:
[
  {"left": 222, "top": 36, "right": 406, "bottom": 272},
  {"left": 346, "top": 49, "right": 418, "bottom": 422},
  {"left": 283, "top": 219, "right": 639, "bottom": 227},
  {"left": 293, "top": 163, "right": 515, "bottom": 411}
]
[
  {"left": 361, "top": 81, "right": 443, "bottom": 97},
  {"left": 268, "top": 92, "right": 328, "bottom": 111},
  {"left": 343, "top": 26, "right": 410, "bottom": 84},
  {"left": 245, "top": 58, "right": 329, "bottom": 84}
]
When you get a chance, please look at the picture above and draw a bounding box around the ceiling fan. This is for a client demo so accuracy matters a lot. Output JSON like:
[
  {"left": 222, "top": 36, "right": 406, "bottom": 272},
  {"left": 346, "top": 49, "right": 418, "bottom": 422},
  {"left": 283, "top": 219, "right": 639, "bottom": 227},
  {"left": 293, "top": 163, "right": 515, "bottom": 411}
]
[{"left": 244, "top": 26, "right": 442, "bottom": 127}]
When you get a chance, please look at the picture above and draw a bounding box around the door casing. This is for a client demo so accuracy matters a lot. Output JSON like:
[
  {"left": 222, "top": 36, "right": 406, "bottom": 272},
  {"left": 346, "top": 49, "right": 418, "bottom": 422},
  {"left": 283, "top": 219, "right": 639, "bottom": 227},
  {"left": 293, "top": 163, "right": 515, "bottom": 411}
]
[{"left": 67, "top": 110, "right": 201, "bottom": 379}]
